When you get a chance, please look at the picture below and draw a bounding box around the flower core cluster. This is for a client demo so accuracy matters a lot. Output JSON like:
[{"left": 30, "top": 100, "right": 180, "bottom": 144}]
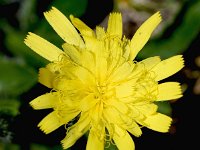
[{"left": 25, "top": 7, "right": 184, "bottom": 150}]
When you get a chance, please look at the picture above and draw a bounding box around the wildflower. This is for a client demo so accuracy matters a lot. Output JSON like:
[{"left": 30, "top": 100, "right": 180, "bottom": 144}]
[{"left": 24, "top": 7, "right": 184, "bottom": 150}]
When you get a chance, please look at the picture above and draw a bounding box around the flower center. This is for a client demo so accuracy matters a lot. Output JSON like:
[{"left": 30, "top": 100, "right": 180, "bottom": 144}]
[{"left": 95, "top": 83, "right": 109, "bottom": 103}]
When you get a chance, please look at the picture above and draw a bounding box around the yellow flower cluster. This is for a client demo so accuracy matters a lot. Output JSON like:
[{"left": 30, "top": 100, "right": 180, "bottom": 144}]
[{"left": 25, "top": 7, "right": 184, "bottom": 150}]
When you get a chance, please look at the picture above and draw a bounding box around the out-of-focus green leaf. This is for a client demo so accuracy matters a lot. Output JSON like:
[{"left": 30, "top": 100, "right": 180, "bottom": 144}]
[
  {"left": 0, "top": 57, "right": 37, "bottom": 96},
  {"left": 155, "top": 101, "right": 172, "bottom": 116},
  {"left": 0, "top": 114, "right": 13, "bottom": 143},
  {"left": 0, "top": 0, "right": 19, "bottom": 5},
  {"left": 0, "top": 99, "right": 20, "bottom": 116},
  {"left": 30, "top": 143, "right": 62, "bottom": 150},
  {"left": 30, "top": 144, "right": 49, "bottom": 150},
  {"left": 17, "top": 0, "right": 37, "bottom": 31},
  {"left": 51, "top": 0, "right": 88, "bottom": 17},
  {"left": 0, "top": 142, "right": 20, "bottom": 150},
  {"left": 3, "top": 24, "right": 48, "bottom": 68},
  {"left": 138, "top": 0, "right": 200, "bottom": 59}
]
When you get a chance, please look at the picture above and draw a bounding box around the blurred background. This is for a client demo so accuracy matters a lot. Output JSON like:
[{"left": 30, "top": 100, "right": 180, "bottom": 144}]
[{"left": 0, "top": 0, "right": 200, "bottom": 149}]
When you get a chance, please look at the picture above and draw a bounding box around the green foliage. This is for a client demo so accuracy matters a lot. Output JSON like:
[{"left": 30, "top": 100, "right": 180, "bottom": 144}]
[
  {"left": 51, "top": 0, "right": 88, "bottom": 17},
  {"left": 0, "top": 57, "right": 37, "bottom": 96},
  {"left": 3, "top": 25, "right": 48, "bottom": 68},
  {"left": 0, "top": 114, "right": 13, "bottom": 143},
  {"left": 30, "top": 143, "right": 62, "bottom": 150},
  {"left": 0, "top": 0, "right": 17, "bottom": 5},
  {"left": 0, "top": 99, "right": 20, "bottom": 116},
  {"left": 17, "top": 0, "right": 37, "bottom": 31},
  {"left": 0, "top": 142, "right": 20, "bottom": 150},
  {"left": 155, "top": 102, "right": 172, "bottom": 116},
  {"left": 138, "top": 0, "right": 200, "bottom": 59}
]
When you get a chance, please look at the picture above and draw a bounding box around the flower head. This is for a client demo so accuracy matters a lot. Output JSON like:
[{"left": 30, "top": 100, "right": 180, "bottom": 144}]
[{"left": 25, "top": 7, "right": 184, "bottom": 150}]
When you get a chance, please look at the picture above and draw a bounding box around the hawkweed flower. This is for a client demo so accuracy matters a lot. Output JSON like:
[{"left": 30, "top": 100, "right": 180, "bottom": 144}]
[{"left": 24, "top": 7, "right": 184, "bottom": 150}]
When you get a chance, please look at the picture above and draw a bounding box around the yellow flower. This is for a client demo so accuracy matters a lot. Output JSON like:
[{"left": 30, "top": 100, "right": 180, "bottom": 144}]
[{"left": 24, "top": 7, "right": 184, "bottom": 150}]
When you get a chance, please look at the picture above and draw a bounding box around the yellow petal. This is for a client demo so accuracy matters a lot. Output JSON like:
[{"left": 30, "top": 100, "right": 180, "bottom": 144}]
[
  {"left": 107, "top": 13, "right": 122, "bottom": 38},
  {"left": 107, "top": 45, "right": 124, "bottom": 77},
  {"left": 76, "top": 113, "right": 91, "bottom": 132},
  {"left": 46, "top": 62, "right": 63, "bottom": 73},
  {"left": 156, "top": 82, "right": 183, "bottom": 101},
  {"left": 83, "top": 36, "right": 104, "bottom": 54},
  {"left": 30, "top": 92, "right": 58, "bottom": 110},
  {"left": 107, "top": 111, "right": 142, "bottom": 137},
  {"left": 24, "top": 32, "right": 64, "bottom": 61},
  {"left": 129, "top": 12, "right": 162, "bottom": 60},
  {"left": 123, "top": 40, "right": 131, "bottom": 60},
  {"left": 113, "top": 125, "right": 135, "bottom": 150},
  {"left": 53, "top": 78, "right": 84, "bottom": 92},
  {"left": 38, "top": 111, "right": 79, "bottom": 134},
  {"left": 115, "top": 83, "right": 133, "bottom": 98},
  {"left": 139, "top": 56, "right": 161, "bottom": 70},
  {"left": 79, "top": 94, "right": 99, "bottom": 112},
  {"left": 90, "top": 102, "right": 103, "bottom": 123},
  {"left": 62, "top": 43, "right": 96, "bottom": 73},
  {"left": 70, "top": 15, "right": 94, "bottom": 37},
  {"left": 103, "top": 107, "right": 123, "bottom": 124},
  {"left": 62, "top": 43, "right": 81, "bottom": 64},
  {"left": 74, "top": 66, "right": 96, "bottom": 85},
  {"left": 103, "top": 107, "right": 137, "bottom": 133},
  {"left": 38, "top": 68, "right": 54, "bottom": 88},
  {"left": 151, "top": 55, "right": 184, "bottom": 81},
  {"left": 96, "top": 56, "right": 107, "bottom": 84},
  {"left": 108, "top": 62, "right": 133, "bottom": 83},
  {"left": 62, "top": 129, "right": 87, "bottom": 149},
  {"left": 126, "top": 121, "right": 142, "bottom": 137},
  {"left": 95, "top": 26, "right": 106, "bottom": 39},
  {"left": 107, "top": 98, "right": 129, "bottom": 114},
  {"left": 134, "top": 103, "right": 158, "bottom": 115},
  {"left": 80, "top": 50, "right": 96, "bottom": 72},
  {"left": 86, "top": 128, "right": 104, "bottom": 150},
  {"left": 44, "top": 7, "right": 84, "bottom": 47},
  {"left": 129, "top": 105, "right": 146, "bottom": 120},
  {"left": 143, "top": 113, "right": 172, "bottom": 132},
  {"left": 61, "top": 113, "right": 91, "bottom": 149}
]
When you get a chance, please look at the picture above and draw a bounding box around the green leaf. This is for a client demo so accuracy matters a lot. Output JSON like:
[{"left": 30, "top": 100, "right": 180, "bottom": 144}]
[
  {"left": 51, "top": 0, "right": 88, "bottom": 17},
  {"left": 30, "top": 143, "right": 62, "bottom": 150},
  {"left": 0, "top": 0, "right": 18, "bottom": 5},
  {"left": 155, "top": 101, "right": 172, "bottom": 116},
  {"left": 138, "top": 0, "right": 200, "bottom": 59},
  {"left": 3, "top": 25, "right": 48, "bottom": 68},
  {"left": 0, "top": 99, "right": 20, "bottom": 116},
  {"left": 0, "top": 57, "right": 37, "bottom": 96},
  {"left": 0, "top": 142, "right": 20, "bottom": 150},
  {"left": 17, "top": 0, "right": 37, "bottom": 31}
]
